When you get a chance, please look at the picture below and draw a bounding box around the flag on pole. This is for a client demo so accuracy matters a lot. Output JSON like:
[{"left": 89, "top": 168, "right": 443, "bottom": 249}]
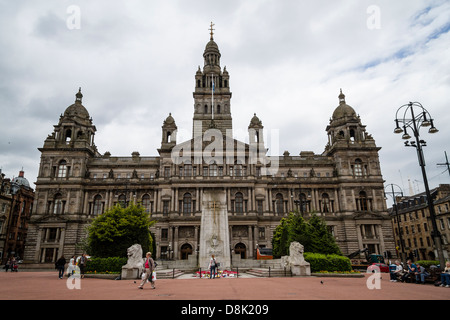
[{"left": 211, "top": 74, "right": 214, "bottom": 120}]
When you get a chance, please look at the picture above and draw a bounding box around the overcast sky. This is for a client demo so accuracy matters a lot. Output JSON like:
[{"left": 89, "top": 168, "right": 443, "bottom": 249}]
[{"left": 1, "top": 0, "right": 449, "bottom": 205}]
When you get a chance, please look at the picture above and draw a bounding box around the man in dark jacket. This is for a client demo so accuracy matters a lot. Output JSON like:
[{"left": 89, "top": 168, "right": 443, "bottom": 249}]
[{"left": 55, "top": 256, "right": 66, "bottom": 279}]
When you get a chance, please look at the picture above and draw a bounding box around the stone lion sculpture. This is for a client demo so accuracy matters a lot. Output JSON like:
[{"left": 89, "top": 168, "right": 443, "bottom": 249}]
[
  {"left": 281, "top": 242, "right": 306, "bottom": 268},
  {"left": 123, "top": 244, "right": 144, "bottom": 273}
]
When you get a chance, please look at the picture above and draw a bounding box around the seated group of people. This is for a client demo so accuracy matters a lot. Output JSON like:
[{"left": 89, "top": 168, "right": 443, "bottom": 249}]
[{"left": 390, "top": 259, "right": 450, "bottom": 286}]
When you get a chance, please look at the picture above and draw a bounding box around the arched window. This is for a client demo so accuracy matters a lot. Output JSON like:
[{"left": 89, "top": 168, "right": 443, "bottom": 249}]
[
  {"left": 180, "top": 243, "right": 193, "bottom": 260},
  {"left": 322, "top": 193, "right": 330, "bottom": 213},
  {"left": 235, "top": 192, "right": 243, "bottom": 214},
  {"left": 65, "top": 129, "right": 72, "bottom": 143},
  {"left": 183, "top": 193, "right": 192, "bottom": 214},
  {"left": 234, "top": 243, "right": 246, "bottom": 259},
  {"left": 57, "top": 160, "right": 67, "bottom": 178},
  {"left": 93, "top": 195, "right": 102, "bottom": 215},
  {"left": 350, "top": 129, "right": 356, "bottom": 142},
  {"left": 275, "top": 193, "right": 284, "bottom": 214},
  {"left": 142, "top": 194, "right": 151, "bottom": 213},
  {"left": 118, "top": 194, "right": 127, "bottom": 208},
  {"left": 53, "top": 193, "right": 63, "bottom": 214},
  {"left": 204, "top": 105, "right": 208, "bottom": 114},
  {"left": 217, "top": 105, "right": 221, "bottom": 114}
]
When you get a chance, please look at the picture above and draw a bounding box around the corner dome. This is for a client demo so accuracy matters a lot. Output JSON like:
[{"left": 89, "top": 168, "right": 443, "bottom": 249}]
[
  {"left": 205, "top": 39, "right": 219, "bottom": 51},
  {"left": 64, "top": 103, "right": 90, "bottom": 119},
  {"left": 249, "top": 113, "right": 263, "bottom": 128},
  {"left": 332, "top": 90, "right": 357, "bottom": 120},
  {"left": 163, "top": 113, "right": 176, "bottom": 127},
  {"left": 12, "top": 171, "right": 30, "bottom": 188},
  {"left": 63, "top": 88, "right": 90, "bottom": 120}
]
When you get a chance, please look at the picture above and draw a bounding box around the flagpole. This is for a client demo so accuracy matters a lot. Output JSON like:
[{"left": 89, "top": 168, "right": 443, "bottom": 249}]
[{"left": 211, "top": 73, "right": 214, "bottom": 120}]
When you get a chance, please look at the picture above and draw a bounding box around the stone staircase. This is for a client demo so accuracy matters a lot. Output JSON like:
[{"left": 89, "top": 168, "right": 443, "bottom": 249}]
[
  {"left": 155, "top": 268, "right": 186, "bottom": 279},
  {"left": 246, "top": 267, "right": 292, "bottom": 278}
]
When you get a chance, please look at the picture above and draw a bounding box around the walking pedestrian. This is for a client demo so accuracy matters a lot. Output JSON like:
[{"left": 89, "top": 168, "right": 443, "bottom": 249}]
[
  {"left": 4, "top": 257, "right": 11, "bottom": 272},
  {"left": 79, "top": 254, "right": 88, "bottom": 278},
  {"left": 10, "top": 257, "right": 18, "bottom": 272},
  {"left": 55, "top": 256, "right": 66, "bottom": 279},
  {"left": 138, "top": 252, "right": 155, "bottom": 290},
  {"left": 67, "top": 255, "right": 76, "bottom": 277}
]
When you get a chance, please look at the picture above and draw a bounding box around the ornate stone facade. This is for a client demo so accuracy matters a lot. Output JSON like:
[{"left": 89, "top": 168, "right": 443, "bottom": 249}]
[{"left": 23, "top": 30, "right": 395, "bottom": 266}]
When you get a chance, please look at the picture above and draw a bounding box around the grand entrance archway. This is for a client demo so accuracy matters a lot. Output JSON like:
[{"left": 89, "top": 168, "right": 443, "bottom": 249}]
[
  {"left": 234, "top": 243, "right": 246, "bottom": 259},
  {"left": 180, "top": 243, "right": 193, "bottom": 260}
]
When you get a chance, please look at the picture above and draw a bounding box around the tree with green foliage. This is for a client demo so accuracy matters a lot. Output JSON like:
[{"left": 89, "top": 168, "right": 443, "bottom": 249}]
[
  {"left": 307, "top": 213, "right": 341, "bottom": 255},
  {"left": 87, "top": 202, "right": 156, "bottom": 258},
  {"left": 272, "top": 211, "right": 341, "bottom": 257},
  {"left": 272, "top": 217, "right": 289, "bottom": 258}
]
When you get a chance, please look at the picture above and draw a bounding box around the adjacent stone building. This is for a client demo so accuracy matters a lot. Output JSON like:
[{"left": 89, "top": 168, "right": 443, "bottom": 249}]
[
  {"left": 389, "top": 184, "right": 450, "bottom": 261},
  {"left": 0, "top": 170, "right": 34, "bottom": 263},
  {"left": 23, "top": 30, "right": 395, "bottom": 267}
]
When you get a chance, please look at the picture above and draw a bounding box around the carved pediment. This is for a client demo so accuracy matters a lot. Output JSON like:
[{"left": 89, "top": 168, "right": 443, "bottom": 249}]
[
  {"left": 352, "top": 211, "right": 384, "bottom": 220},
  {"left": 34, "top": 215, "right": 68, "bottom": 224}
]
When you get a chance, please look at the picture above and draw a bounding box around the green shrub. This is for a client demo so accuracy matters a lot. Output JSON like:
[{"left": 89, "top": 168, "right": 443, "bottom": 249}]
[
  {"left": 415, "top": 260, "right": 440, "bottom": 269},
  {"left": 85, "top": 257, "right": 127, "bottom": 273},
  {"left": 304, "top": 252, "right": 352, "bottom": 273}
]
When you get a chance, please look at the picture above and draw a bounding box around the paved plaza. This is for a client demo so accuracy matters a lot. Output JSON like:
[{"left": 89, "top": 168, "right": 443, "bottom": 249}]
[{"left": 1, "top": 271, "right": 449, "bottom": 301}]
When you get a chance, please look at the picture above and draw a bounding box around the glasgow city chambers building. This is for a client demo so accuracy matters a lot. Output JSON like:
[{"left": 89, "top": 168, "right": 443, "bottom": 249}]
[{"left": 23, "top": 28, "right": 395, "bottom": 267}]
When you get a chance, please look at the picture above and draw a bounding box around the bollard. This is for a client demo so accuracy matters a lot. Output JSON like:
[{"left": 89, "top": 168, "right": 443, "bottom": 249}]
[{"left": 269, "top": 266, "right": 271, "bottom": 278}]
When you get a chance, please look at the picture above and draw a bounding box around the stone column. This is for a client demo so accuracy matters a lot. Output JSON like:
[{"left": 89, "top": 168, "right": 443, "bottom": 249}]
[
  {"left": 248, "top": 225, "right": 253, "bottom": 258},
  {"left": 174, "top": 226, "right": 179, "bottom": 260}
]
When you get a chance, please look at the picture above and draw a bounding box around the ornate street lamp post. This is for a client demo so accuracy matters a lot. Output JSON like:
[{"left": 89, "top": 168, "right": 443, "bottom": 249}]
[
  {"left": 384, "top": 184, "right": 406, "bottom": 265},
  {"left": 394, "top": 102, "right": 445, "bottom": 268}
]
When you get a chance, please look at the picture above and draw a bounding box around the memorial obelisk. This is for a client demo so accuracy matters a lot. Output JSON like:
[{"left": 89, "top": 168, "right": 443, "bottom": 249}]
[{"left": 199, "top": 189, "right": 231, "bottom": 270}]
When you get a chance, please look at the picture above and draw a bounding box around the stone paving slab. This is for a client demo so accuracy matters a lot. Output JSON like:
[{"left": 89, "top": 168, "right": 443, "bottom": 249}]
[
  {"left": 1, "top": 271, "right": 449, "bottom": 302},
  {"left": 1, "top": 271, "right": 448, "bottom": 318}
]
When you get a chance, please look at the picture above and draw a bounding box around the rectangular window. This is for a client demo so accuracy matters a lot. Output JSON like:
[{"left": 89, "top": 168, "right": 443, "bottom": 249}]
[
  {"left": 164, "top": 167, "right": 170, "bottom": 178},
  {"left": 161, "top": 228, "right": 168, "bottom": 240},
  {"left": 185, "top": 165, "right": 192, "bottom": 177},
  {"left": 54, "top": 200, "right": 63, "bottom": 214},
  {"left": 354, "top": 164, "right": 363, "bottom": 177},
  {"left": 259, "top": 227, "right": 265, "bottom": 239},
  {"left": 257, "top": 200, "right": 263, "bottom": 215},
  {"left": 210, "top": 165, "right": 217, "bottom": 177},
  {"left": 57, "top": 164, "right": 67, "bottom": 178},
  {"left": 163, "top": 201, "right": 169, "bottom": 215}
]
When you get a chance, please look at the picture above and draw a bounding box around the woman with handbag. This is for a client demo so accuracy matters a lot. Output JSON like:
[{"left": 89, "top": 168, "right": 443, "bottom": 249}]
[{"left": 138, "top": 252, "right": 155, "bottom": 290}]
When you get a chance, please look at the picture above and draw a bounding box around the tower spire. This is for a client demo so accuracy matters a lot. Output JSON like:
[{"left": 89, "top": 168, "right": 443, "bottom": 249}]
[
  {"left": 75, "top": 87, "right": 83, "bottom": 104},
  {"left": 209, "top": 21, "right": 215, "bottom": 40}
]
